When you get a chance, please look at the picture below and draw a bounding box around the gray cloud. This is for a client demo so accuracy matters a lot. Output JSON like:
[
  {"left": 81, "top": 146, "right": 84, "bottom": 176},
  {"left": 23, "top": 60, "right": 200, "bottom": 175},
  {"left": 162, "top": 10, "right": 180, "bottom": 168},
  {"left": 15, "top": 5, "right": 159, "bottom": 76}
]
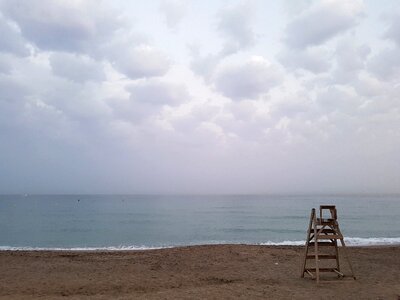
[
  {"left": 217, "top": 1, "right": 256, "bottom": 54},
  {"left": 0, "top": 55, "right": 11, "bottom": 74},
  {"left": 284, "top": 0, "right": 363, "bottom": 49},
  {"left": 0, "top": 14, "right": 30, "bottom": 56},
  {"left": 110, "top": 80, "right": 190, "bottom": 123},
  {"left": 368, "top": 47, "right": 400, "bottom": 81},
  {"left": 189, "top": 1, "right": 257, "bottom": 80},
  {"left": 111, "top": 45, "right": 170, "bottom": 79},
  {"left": 214, "top": 57, "right": 282, "bottom": 100},
  {"left": 189, "top": 46, "right": 221, "bottom": 80},
  {"left": 316, "top": 86, "right": 361, "bottom": 115},
  {"left": 332, "top": 39, "right": 370, "bottom": 83},
  {"left": 50, "top": 52, "right": 105, "bottom": 82},
  {"left": 278, "top": 47, "right": 331, "bottom": 73},
  {"left": 159, "top": 0, "right": 186, "bottom": 29},
  {"left": 127, "top": 79, "right": 189, "bottom": 106},
  {"left": 384, "top": 12, "right": 400, "bottom": 47},
  {"left": 0, "top": 0, "right": 119, "bottom": 53},
  {"left": 0, "top": 75, "right": 29, "bottom": 103}
]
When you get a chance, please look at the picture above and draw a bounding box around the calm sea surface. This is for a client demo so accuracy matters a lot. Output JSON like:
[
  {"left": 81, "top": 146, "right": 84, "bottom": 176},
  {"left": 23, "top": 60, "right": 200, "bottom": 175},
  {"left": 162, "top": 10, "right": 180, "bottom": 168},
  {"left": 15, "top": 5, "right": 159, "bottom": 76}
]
[{"left": 1, "top": 194, "right": 399, "bottom": 250}]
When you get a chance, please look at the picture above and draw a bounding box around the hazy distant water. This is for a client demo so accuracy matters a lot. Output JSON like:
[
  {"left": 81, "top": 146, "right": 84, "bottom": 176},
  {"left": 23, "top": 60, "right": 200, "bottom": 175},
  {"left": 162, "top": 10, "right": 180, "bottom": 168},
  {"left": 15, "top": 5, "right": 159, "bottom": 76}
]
[{"left": 1, "top": 194, "right": 399, "bottom": 250}]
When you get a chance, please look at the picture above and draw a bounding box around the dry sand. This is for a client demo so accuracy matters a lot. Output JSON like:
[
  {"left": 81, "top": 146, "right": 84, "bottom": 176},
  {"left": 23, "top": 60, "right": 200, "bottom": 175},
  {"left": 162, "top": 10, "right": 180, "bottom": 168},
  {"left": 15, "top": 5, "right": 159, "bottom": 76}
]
[{"left": 0, "top": 245, "right": 399, "bottom": 299}]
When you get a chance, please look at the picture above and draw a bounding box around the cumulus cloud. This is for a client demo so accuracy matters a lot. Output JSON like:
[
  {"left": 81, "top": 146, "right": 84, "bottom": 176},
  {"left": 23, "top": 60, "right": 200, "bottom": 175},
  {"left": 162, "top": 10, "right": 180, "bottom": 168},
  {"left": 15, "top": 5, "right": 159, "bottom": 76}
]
[
  {"left": 217, "top": 1, "right": 256, "bottom": 54},
  {"left": 111, "top": 45, "right": 170, "bottom": 79},
  {"left": 0, "top": 55, "right": 12, "bottom": 74},
  {"left": 332, "top": 39, "right": 370, "bottom": 83},
  {"left": 278, "top": 47, "right": 331, "bottom": 73},
  {"left": 0, "top": 76, "right": 29, "bottom": 103},
  {"left": 384, "top": 11, "right": 400, "bottom": 47},
  {"left": 109, "top": 79, "right": 190, "bottom": 123},
  {"left": 189, "top": 1, "right": 257, "bottom": 80},
  {"left": 0, "top": 14, "right": 30, "bottom": 56},
  {"left": 284, "top": 0, "right": 364, "bottom": 49},
  {"left": 214, "top": 56, "right": 282, "bottom": 100},
  {"left": 127, "top": 79, "right": 189, "bottom": 106},
  {"left": 188, "top": 46, "right": 221, "bottom": 80},
  {"left": 316, "top": 86, "right": 362, "bottom": 114},
  {"left": 50, "top": 52, "right": 105, "bottom": 82},
  {"left": 0, "top": 0, "right": 119, "bottom": 53},
  {"left": 159, "top": 0, "right": 186, "bottom": 29},
  {"left": 368, "top": 47, "right": 400, "bottom": 81}
]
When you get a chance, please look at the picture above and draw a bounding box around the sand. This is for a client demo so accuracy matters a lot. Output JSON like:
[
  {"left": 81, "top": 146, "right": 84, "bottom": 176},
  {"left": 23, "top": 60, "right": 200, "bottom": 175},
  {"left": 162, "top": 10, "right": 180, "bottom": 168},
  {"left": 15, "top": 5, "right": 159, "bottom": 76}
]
[{"left": 0, "top": 245, "right": 399, "bottom": 299}]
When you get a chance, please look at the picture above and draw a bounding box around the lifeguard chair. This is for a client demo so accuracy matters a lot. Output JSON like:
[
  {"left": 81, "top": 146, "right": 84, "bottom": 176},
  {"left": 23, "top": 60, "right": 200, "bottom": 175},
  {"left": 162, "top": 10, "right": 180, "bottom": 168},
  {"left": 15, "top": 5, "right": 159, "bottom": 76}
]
[{"left": 301, "top": 205, "right": 356, "bottom": 283}]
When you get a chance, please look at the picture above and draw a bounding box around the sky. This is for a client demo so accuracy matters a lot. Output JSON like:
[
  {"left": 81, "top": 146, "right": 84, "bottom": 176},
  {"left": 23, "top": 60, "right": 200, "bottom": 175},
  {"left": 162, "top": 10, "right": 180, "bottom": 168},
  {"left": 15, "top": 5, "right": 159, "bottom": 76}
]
[{"left": 0, "top": 0, "right": 399, "bottom": 194}]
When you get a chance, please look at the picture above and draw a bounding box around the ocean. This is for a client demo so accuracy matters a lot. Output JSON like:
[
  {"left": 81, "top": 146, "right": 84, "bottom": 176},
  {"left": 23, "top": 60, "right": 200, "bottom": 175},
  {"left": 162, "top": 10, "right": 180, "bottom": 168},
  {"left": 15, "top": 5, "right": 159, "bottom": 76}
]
[{"left": 0, "top": 194, "right": 399, "bottom": 250}]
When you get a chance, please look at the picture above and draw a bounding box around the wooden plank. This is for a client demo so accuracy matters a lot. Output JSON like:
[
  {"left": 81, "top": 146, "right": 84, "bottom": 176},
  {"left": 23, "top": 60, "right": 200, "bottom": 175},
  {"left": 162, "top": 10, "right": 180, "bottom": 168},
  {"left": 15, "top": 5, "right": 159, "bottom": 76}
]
[
  {"left": 337, "top": 232, "right": 357, "bottom": 280},
  {"left": 320, "top": 228, "right": 336, "bottom": 234},
  {"left": 306, "top": 268, "right": 340, "bottom": 273},
  {"left": 305, "top": 270, "right": 314, "bottom": 278},
  {"left": 301, "top": 208, "right": 315, "bottom": 278},
  {"left": 309, "top": 242, "right": 335, "bottom": 247},
  {"left": 313, "top": 212, "right": 320, "bottom": 283},
  {"left": 334, "top": 239, "right": 340, "bottom": 273},
  {"left": 333, "top": 269, "right": 344, "bottom": 277},
  {"left": 306, "top": 254, "right": 337, "bottom": 259},
  {"left": 316, "top": 234, "right": 342, "bottom": 240}
]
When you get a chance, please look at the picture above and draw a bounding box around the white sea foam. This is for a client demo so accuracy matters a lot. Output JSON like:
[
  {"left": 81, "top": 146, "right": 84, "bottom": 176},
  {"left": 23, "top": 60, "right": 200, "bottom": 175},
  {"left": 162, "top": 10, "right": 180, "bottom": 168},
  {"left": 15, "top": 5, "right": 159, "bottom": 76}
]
[
  {"left": 344, "top": 237, "right": 400, "bottom": 246},
  {"left": 1, "top": 237, "right": 399, "bottom": 251},
  {"left": 260, "top": 237, "right": 400, "bottom": 246},
  {"left": 0, "top": 245, "right": 168, "bottom": 251}
]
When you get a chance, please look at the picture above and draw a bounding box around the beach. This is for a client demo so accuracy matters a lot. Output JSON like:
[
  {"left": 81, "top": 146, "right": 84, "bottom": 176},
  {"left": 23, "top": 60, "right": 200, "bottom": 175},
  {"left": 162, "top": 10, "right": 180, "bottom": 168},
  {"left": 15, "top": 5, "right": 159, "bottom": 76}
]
[{"left": 1, "top": 245, "right": 399, "bottom": 299}]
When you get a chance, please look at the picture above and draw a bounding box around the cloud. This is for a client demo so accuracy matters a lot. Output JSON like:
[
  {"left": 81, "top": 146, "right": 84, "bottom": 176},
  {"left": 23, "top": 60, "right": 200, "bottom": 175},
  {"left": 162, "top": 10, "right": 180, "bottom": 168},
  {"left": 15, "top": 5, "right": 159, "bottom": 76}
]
[
  {"left": 127, "top": 79, "right": 189, "bottom": 106},
  {"left": 0, "top": 75, "right": 29, "bottom": 103},
  {"left": 159, "top": 0, "right": 186, "bottom": 29},
  {"left": 0, "top": 0, "right": 399, "bottom": 194},
  {"left": 50, "top": 52, "right": 105, "bottom": 82},
  {"left": 214, "top": 56, "right": 282, "bottom": 100},
  {"left": 384, "top": 11, "right": 400, "bottom": 47},
  {"left": 316, "top": 86, "right": 361, "bottom": 114},
  {"left": 278, "top": 47, "right": 331, "bottom": 73},
  {"left": 368, "top": 47, "right": 400, "bottom": 81},
  {"left": 284, "top": 0, "right": 364, "bottom": 49},
  {"left": 111, "top": 45, "right": 170, "bottom": 79},
  {"left": 332, "top": 39, "right": 370, "bottom": 83},
  {"left": 110, "top": 79, "right": 190, "bottom": 123},
  {"left": 0, "top": 14, "right": 30, "bottom": 56},
  {"left": 217, "top": 1, "right": 256, "bottom": 54},
  {"left": 0, "top": 55, "right": 12, "bottom": 74},
  {"left": 189, "top": 47, "right": 221, "bottom": 80},
  {"left": 0, "top": 0, "right": 119, "bottom": 53},
  {"left": 189, "top": 1, "right": 257, "bottom": 80}
]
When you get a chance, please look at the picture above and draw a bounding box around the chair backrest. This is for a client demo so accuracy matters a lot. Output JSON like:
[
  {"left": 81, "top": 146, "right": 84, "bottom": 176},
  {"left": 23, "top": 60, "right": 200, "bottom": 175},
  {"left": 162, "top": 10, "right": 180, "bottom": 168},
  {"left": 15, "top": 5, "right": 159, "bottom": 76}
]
[{"left": 319, "top": 205, "right": 337, "bottom": 220}]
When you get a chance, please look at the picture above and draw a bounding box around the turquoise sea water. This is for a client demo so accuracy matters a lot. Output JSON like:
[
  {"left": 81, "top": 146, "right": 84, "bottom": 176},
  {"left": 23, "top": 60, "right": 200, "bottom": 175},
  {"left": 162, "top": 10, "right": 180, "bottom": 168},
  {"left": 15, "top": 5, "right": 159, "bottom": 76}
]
[{"left": 0, "top": 194, "right": 399, "bottom": 250}]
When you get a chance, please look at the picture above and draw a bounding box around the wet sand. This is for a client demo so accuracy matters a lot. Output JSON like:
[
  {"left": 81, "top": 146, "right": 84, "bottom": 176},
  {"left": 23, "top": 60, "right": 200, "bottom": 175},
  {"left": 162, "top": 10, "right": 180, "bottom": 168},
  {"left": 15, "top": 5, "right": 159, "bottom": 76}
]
[{"left": 0, "top": 245, "right": 399, "bottom": 299}]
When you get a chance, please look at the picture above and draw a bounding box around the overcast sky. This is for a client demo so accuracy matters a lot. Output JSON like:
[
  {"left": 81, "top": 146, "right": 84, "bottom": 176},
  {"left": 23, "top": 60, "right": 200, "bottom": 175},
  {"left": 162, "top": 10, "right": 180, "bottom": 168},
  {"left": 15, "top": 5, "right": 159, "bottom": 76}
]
[{"left": 0, "top": 0, "right": 399, "bottom": 194}]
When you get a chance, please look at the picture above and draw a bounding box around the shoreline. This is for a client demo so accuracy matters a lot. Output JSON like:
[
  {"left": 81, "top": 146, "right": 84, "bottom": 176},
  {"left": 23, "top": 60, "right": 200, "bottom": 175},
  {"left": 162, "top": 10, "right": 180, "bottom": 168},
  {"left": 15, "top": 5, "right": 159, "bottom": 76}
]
[
  {"left": 1, "top": 244, "right": 399, "bottom": 299},
  {"left": 1, "top": 239, "right": 400, "bottom": 252}
]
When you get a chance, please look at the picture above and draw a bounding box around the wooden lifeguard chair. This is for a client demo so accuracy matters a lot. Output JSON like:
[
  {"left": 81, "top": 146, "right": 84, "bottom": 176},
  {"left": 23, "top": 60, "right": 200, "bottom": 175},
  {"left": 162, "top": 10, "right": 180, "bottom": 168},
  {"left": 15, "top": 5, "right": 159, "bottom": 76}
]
[{"left": 301, "top": 205, "right": 356, "bottom": 283}]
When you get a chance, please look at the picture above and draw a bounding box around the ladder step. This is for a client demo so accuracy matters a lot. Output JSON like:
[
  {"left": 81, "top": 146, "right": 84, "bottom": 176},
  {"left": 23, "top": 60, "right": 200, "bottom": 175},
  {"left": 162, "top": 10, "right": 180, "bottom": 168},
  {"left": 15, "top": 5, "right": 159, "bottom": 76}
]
[
  {"left": 317, "top": 218, "right": 336, "bottom": 225},
  {"left": 316, "top": 234, "right": 342, "bottom": 240},
  {"left": 306, "top": 254, "right": 337, "bottom": 259},
  {"left": 311, "top": 228, "right": 338, "bottom": 234},
  {"left": 309, "top": 242, "right": 335, "bottom": 247},
  {"left": 306, "top": 268, "right": 340, "bottom": 273},
  {"left": 305, "top": 270, "right": 315, "bottom": 278},
  {"left": 333, "top": 269, "right": 344, "bottom": 277},
  {"left": 317, "top": 228, "right": 336, "bottom": 234}
]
